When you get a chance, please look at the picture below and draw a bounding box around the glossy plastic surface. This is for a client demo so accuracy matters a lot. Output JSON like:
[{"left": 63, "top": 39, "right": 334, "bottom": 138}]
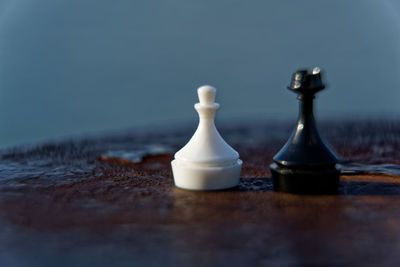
[
  {"left": 172, "top": 85, "right": 242, "bottom": 190},
  {"left": 270, "top": 68, "right": 340, "bottom": 194}
]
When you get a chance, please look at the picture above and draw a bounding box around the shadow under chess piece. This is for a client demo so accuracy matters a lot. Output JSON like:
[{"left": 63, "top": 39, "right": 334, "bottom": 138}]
[{"left": 270, "top": 68, "right": 340, "bottom": 194}]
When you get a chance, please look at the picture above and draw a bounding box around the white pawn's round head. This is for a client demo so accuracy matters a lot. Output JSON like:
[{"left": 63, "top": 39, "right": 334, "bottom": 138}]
[{"left": 197, "top": 85, "right": 216, "bottom": 106}]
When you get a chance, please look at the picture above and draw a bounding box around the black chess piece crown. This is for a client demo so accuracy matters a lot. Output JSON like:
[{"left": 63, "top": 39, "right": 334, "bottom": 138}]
[{"left": 270, "top": 67, "right": 340, "bottom": 194}]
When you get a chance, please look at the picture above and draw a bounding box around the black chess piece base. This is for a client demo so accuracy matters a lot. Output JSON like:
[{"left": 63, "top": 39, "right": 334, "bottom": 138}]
[{"left": 270, "top": 163, "right": 340, "bottom": 194}]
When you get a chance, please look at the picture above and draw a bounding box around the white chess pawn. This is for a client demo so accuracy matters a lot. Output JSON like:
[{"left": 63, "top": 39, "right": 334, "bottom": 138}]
[{"left": 171, "top": 85, "right": 242, "bottom": 190}]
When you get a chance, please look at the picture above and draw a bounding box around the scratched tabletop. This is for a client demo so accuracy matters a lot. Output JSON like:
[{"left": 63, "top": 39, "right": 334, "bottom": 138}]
[{"left": 0, "top": 119, "right": 400, "bottom": 266}]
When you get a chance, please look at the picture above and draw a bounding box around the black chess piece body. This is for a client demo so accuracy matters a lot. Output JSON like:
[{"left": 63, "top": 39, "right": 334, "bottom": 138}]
[{"left": 270, "top": 68, "right": 340, "bottom": 194}]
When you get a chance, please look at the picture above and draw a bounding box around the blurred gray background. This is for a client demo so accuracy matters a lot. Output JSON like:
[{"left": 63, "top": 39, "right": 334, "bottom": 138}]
[{"left": 1, "top": 0, "right": 400, "bottom": 146}]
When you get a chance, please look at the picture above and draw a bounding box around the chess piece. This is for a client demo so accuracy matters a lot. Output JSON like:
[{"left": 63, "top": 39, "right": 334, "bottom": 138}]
[
  {"left": 171, "top": 85, "right": 242, "bottom": 190},
  {"left": 270, "top": 68, "right": 340, "bottom": 194}
]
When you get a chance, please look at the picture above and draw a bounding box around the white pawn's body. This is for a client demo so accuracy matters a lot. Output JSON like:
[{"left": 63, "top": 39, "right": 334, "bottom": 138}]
[{"left": 171, "top": 85, "right": 242, "bottom": 190}]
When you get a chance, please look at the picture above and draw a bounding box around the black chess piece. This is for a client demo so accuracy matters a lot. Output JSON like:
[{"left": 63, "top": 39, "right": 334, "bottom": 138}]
[{"left": 270, "top": 67, "right": 340, "bottom": 194}]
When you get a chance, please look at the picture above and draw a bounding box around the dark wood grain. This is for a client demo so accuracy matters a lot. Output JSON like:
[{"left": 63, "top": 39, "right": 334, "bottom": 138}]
[{"left": 0, "top": 119, "right": 400, "bottom": 266}]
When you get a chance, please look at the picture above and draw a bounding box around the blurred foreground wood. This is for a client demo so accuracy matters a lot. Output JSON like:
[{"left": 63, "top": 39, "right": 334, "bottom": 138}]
[{"left": 0, "top": 119, "right": 400, "bottom": 266}]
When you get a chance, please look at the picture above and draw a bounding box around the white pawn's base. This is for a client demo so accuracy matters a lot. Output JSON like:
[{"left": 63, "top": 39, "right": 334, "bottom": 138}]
[{"left": 171, "top": 159, "right": 242, "bottom": 190}]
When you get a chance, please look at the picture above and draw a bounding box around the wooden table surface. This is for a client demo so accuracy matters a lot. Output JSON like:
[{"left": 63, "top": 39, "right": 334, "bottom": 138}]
[{"left": 0, "top": 119, "right": 400, "bottom": 266}]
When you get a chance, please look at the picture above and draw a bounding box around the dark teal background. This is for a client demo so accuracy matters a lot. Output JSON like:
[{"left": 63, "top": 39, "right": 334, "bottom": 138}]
[{"left": 1, "top": 0, "right": 399, "bottom": 146}]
